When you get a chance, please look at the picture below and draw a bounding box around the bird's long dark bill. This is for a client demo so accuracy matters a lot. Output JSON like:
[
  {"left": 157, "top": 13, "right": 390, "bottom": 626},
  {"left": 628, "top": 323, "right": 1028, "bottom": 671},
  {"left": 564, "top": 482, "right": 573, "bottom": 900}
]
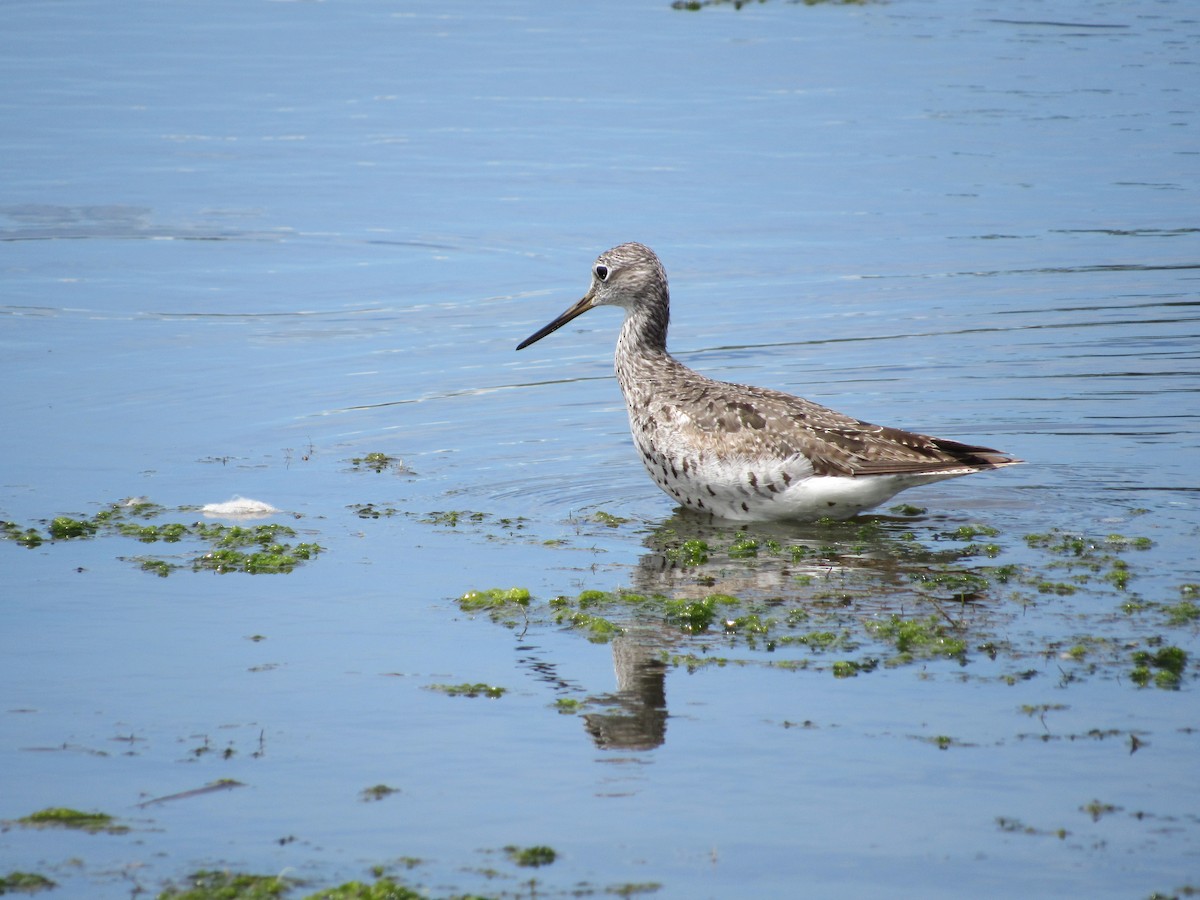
[{"left": 516, "top": 290, "right": 595, "bottom": 350}]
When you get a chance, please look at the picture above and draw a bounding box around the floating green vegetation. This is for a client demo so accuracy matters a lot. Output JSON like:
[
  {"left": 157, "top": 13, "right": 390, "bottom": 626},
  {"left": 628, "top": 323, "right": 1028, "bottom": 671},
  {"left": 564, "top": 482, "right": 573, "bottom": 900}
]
[
  {"left": 1080, "top": 799, "right": 1122, "bottom": 822},
  {"left": 920, "top": 734, "right": 958, "bottom": 751},
  {"left": 1105, "top": 559, "right": 1131, "bottom": 590},
  {"left": 909, "top": 568, "right": 991, "bottom": 601},
  {"left": 191, "top": 525, "right": 323, "bottom": 575},
  {"left": 553, "top": 608, "right": 622, "bottom": 642},
  {"left": 155, "top": 869, "right": 657, "bottom": 900},
  {"left": 2, "top": 500, "right": 321, "bottom": 576},
  {"left": 727, "top": 535, "right": 758, "bottom": 558},
  {"left": 138, "top": 558, "right": 180, "bottom": 577},
  {"left": 1015, "top": 727, "right": 1136, "bottom": 747},
  {"left": 995, "top": 817, "right": 1069, "bottom": 840},
  {"left": 48, "top": 515, "right": 98, "bottom": 539},
  {"left": 943, "top": 523, "right": 1000, "bottom": 541},
  {"left": 591, "top": 510, "right": 630, "bottom": 528},
  {"left": 443, "top": 511, "right": 1191, "bottom": 687},
  {"left": 150, "top": 868, "right": 667, "bottom": 900},
  {"left": 0, "top": 871, "right": 56, "bottom": 895},
  {"left": 504, "top": 844, "right": 557, "bottom": 868},
  {"left": 1012, "top": 527, "right": 1157, "bottom": 596},
  {"left": 937, "top": 524, "right": 1003, "bottom": 559},
  {"left": 607, "top": 883, "right": 664, "bottom": 898},
  {"left": 1034, "top": 579, "right": 1078, "bottom": 596},
  {"left": 1164, "top": 598, "right": 1200, "bottom": 626},
  {"left": 304, "top": 879, "right": 423, "bottom": 900},
  {"left": 577, "top": 589, "right": 612, "bottom": 607},
  {"left": 0, "top": 521, "right": 44, "bottom": 548},
  {"left": 426, "top": 682, "right": 507, "bottom": 699},
  {"left": 1025, "top": 529, "right": 1151, "bottom": 560},
  {"left": 157, "top": 870, "right": 294, "bottom": 899},
  {"left": 359, "top": 784, "right": 400, "bottom": 802},
  {"left": 776, "top": 630, "right": 859, "bottom": 653},
  {"left": 664, "top": 538, "right": 710, "bottom": 566},
  {"left": 16, "top": 806, "right": 128, "bottom": 834},
  {"left": 349, "top": 502, "right": 400, "bottom": 519},
  {"left": 419, "top": 509, "right": 529, "bottom": 541},
  {"left": 120, "top": 521, "right": 190, "bottom": 542},
  {"left": 546, "top": 591, "right": 634, "bottom": 642},
  {"left": 1130, "top": 645, "right": 1188, "bottom": 690},
  {"left": 831, "top": 660, "right": 862, "bottom": 678},
  {"left": 1024, "top": 531, "right": 1091, "bottom": 556},
  {"left": 423, "top": 510, "right": 488, "bottom": 528},
  {"left": 459, "top": 586, "right": 531, "bottom": 611},
  {"left": 458, "top": 587, "right": 532, "bottom": 629},
  {"left": 348, "top": 451, "right": 404, "bottom": 473},
  {"left": 664, "top": 595, "right": 720, "bottom": 632},
  {"left": 554, "top": 591, "right": 742, "bottom": 638},
  {"left": 554, "top": 698, "right": 583, "bottom": 714},
  {"left": 666, "top": 651, "right": 738, "bottom": 672},
  {"left": 470, "top": 577, "right": 962, "bottom": 677},
  {"left": 723, "top": 613, "right": 770, "bottom": 635},
  {"left": 866, "top": 615, "right": 967, "bottom": 663},
  {"left": 157, "top": 872, "right": 469, "bottom": 900}
]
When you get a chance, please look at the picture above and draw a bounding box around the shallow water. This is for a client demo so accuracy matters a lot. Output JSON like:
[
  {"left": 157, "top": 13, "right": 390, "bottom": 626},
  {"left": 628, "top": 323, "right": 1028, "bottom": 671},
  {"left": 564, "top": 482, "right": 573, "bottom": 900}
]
[{"left": 3, "top": 1, "right": 1199, "bottom": 897}]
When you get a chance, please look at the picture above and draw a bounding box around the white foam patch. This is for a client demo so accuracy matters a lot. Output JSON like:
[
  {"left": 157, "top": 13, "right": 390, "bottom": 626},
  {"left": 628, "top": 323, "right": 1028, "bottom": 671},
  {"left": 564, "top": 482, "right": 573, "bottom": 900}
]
[{"left": 201, "top": 496, "right": 281, "bottom": 520}]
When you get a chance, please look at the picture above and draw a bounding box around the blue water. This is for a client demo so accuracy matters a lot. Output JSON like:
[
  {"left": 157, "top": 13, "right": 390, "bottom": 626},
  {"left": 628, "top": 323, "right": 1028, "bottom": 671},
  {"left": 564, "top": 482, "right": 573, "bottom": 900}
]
[{"left": 3, "top": 1, "right": 1199, "bottom": 897}]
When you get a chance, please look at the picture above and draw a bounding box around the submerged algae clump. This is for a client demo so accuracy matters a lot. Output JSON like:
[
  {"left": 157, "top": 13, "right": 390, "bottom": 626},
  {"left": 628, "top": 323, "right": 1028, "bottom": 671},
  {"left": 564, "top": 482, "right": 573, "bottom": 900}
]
[
  {"left": 157, "top": 869, "right": 293, "bottom": 899},
  {"left": 1130, "top": 645, "right": 1188, "bottom": 690},
  {"left": 0, "top": 871, "right": 56, "bottom": 894},
  {"left": 17, "top": 807, "right": 128, "bottom": 834},
  {"left": 3, "top": 500, "right": 322, "bottom": 577},
  {"left": 866, "top": 615, "right": 967, "bottom": 663},
  {"left": 505, "top": 844, "right": 558, "bottom": 867},
  {"left": 425, "top": 682, "right": 507, "bottom": 699}
]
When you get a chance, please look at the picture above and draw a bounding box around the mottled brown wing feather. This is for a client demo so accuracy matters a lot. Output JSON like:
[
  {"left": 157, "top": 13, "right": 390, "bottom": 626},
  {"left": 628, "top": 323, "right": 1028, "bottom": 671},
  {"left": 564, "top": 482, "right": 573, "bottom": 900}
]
[{"left": 662, "top": 372, "right": 1019, "bottom": 478}]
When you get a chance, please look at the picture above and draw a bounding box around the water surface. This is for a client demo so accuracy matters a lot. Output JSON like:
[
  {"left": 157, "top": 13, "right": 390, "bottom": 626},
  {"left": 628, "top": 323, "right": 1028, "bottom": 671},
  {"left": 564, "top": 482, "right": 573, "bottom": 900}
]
[{"left": 2, "top": 1, "right": 1198, "bottom": 897}]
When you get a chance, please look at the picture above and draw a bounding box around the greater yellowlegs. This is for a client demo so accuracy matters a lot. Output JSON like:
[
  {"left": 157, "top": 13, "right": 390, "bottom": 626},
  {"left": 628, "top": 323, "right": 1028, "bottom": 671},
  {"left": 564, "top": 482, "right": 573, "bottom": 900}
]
[{"left": 517, "top": 242, "right": 1021, "bottom": 521}]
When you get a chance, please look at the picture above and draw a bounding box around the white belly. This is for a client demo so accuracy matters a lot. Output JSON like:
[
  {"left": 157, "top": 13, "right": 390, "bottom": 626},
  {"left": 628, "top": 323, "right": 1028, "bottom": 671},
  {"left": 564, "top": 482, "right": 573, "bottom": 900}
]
[{"left": 636, "top": 443, "right": 960, "bottom": 522}]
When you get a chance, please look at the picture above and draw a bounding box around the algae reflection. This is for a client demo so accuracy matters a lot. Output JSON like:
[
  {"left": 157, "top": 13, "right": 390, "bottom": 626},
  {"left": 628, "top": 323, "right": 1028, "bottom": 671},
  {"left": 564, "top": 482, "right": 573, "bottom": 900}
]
[{"left": 457, "top": 507, "right": 1183, "bottom": 751}]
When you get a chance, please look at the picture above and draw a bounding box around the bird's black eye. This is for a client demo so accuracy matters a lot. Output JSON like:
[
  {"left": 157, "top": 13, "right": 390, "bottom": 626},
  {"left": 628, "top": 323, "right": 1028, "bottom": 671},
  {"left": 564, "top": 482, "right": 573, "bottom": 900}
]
[{"left": 594, "top": 264, "right": 609, "bottom": 282}]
